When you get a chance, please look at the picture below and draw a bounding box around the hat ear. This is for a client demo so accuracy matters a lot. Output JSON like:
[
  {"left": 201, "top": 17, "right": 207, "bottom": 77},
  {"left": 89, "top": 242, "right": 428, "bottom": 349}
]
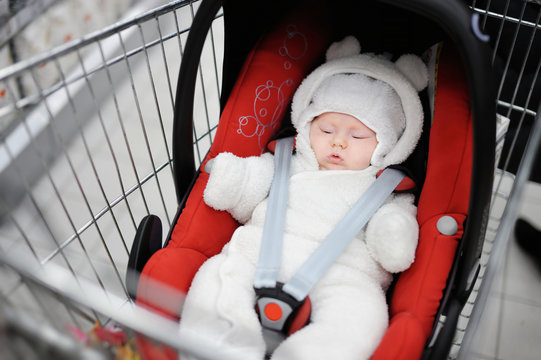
[
  {"left": 395, "top": 54, "right": 429, "bottom": 91},
  {"left": 326, "top": 36, "right": 361, "bottom": 61}
]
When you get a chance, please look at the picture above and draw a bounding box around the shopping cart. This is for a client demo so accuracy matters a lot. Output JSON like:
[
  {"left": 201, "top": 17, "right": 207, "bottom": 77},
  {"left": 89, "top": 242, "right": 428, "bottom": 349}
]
[
  {"left": 0, "top": 0, "right": 224, "bottom": 358},
  {"left": 0, "top": 0, "right": 538, "bottom": 359},
  {"left": 454, "top": 0, "right": 541, "bottom": 358}
]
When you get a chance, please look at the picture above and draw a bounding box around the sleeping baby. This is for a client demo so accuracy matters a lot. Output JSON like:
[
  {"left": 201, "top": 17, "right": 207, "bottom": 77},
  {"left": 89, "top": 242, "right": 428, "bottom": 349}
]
[{"left": 179, "top": 35, "right": 428, "bottom": 360}]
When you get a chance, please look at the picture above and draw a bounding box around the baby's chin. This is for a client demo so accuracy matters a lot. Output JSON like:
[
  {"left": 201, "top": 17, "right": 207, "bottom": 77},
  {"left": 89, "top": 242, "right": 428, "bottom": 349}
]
[
  {"left": 319, "top": 162, "right": 371, "bottom": 171},
  {"left": 319, "top": 163, "right": 370, "bottom": 171}
]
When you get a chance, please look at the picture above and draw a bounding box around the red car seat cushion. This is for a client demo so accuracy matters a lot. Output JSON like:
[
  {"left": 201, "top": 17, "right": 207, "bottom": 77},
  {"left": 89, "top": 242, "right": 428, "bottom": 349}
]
[
  {"left": 137, "top": 3, "right": 331, "bottom": 318},
  {"left": 137, "top": 6, "right": 473, "bottom": 358},
  {"left": 372, "top": 44, "right": 473, "bottom": 359}
]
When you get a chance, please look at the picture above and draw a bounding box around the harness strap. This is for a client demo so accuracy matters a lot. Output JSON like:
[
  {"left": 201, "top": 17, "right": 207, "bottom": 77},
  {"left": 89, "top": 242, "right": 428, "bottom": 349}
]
[
  {"left": 253, "top": 136, "right": 295, "bottom": 290},
  {"left": 254, "top": 137, "right": 405, "bottom": 334},
  {"left": 282, "top": 167, "right": 405, "bottom": 301}
]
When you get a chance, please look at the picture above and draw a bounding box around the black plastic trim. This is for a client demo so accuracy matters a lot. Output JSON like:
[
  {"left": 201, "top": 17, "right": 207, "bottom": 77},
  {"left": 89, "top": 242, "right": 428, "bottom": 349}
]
[
  {"left": 126, "top": 215, "right": 163, "bottom": 300},
  {"left": 172, "top": 0, "right": 223, "bottom": 204}
]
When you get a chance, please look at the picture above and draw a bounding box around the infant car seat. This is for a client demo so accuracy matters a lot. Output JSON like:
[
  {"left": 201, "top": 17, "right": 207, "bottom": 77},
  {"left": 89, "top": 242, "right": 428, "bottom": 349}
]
[{"left": 127, "top": 0, "right": 496, "bottom": 359}]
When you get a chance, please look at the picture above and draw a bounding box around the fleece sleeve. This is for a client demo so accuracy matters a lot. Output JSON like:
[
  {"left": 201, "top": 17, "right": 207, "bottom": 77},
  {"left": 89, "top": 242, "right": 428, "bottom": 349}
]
[
  {"left": 365, "top": 193, "right": 419, "bottom": 273},
  {"left": 203, "top": 152, "right": 274, "bottom": 224}
]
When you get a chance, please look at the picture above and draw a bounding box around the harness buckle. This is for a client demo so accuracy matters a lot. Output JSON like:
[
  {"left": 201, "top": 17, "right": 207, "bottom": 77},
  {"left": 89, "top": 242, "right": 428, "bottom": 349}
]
[{"left": 255, "top": 282, "right": 311, "bottom": 335}]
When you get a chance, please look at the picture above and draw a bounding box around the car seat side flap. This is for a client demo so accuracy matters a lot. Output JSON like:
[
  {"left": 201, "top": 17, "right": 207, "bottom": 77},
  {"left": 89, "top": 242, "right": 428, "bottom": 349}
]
[
  {"left": 168, "top": 173, "right": 238, "bottom": 256},
  {"left": 373, "top": 43, "right": 473, "bottom": 359},
  {"left": 417, "top": 44, "right": 473, "bottom": 225},
  {"left": 371, "top": 312, "right": 426, "bottom": 360}
]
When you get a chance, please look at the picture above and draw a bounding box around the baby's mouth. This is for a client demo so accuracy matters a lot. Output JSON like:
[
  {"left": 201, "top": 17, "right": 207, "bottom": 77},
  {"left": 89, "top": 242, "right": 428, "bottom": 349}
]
[{"left": 328, "top": 153, "right": 343, "bottom": 164}]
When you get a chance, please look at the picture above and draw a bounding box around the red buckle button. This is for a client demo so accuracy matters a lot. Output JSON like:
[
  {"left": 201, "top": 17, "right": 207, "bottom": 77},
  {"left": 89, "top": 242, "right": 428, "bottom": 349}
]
[{"left": 264, "top": 302, "right": 283, "bottom": 321}]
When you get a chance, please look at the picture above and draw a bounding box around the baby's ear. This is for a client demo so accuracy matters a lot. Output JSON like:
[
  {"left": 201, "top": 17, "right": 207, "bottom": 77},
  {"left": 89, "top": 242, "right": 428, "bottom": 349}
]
[
  {"left": 326, "top": 36, "right": 361, "bottom": 61},
  {"left": 395, "top": 54, "right": 428, "bottom": 91}
]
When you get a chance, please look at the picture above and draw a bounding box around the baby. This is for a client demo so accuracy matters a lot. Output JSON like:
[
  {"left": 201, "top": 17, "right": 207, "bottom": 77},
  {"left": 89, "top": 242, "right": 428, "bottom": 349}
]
[{"left": 179, "top": 36, "right": 428, "bottom": 360}]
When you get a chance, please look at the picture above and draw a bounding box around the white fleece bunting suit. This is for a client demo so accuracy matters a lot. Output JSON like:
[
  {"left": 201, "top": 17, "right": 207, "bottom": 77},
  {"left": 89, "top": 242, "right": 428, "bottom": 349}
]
[{"left": 179, "top": 36, "right": 428, "bottom": 360}]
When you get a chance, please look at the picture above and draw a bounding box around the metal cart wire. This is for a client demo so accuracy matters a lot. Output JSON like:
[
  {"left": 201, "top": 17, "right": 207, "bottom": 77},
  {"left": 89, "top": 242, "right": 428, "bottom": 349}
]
[
  {"left": 0, "top": 0, "right": 539, "bottom": 359},
  {"left": 0, "top": 0, "right": 225, "bottom": 358}
]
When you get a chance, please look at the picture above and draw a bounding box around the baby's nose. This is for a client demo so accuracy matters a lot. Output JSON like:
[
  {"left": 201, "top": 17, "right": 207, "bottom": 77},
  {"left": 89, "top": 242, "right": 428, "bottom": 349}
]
[{"left": 332, "top": 135, "right": 347, "bottom": 149}]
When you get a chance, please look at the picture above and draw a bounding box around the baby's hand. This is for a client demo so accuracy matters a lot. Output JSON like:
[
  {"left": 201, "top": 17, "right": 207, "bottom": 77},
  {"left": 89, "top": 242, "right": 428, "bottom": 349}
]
[
  {"left": 365, "top": 198, "right": 418, "bottom": 273},
  {"left": 203, "top": 152, "right": 274, "bottom": 223},
  {"left": 204, "top": 153, "right": 245, "bottom": 212}
]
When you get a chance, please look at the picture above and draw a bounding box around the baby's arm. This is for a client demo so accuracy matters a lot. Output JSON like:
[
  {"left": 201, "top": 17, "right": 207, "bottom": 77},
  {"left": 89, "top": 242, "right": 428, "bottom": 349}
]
[
  {"left": 203, "top": 152, "right": 274, "bottom": 223},
  {"left": 365, "top": 193, "right": 419, "bottom": 273}
]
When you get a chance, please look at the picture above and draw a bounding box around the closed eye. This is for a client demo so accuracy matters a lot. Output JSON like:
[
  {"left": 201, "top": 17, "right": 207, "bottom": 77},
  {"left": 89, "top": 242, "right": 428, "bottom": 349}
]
[
  {"left": 352, "top": 134, "right": 367, "bottom": 139},
  {"left": 319, "top": 126, "right": 334, "bottom": 134},
  {"left": 351, "top": 131, "right": 374, "bottom": 140}
]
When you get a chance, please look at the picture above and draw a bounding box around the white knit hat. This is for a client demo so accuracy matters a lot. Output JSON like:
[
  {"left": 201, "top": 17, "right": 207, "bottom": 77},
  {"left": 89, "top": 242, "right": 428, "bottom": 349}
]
[
  {"left": 306, "top": 73, "right": 406, "bottom": 167},
  {"left": 291, "top": 36, "right": 428, "bottom": 169}
]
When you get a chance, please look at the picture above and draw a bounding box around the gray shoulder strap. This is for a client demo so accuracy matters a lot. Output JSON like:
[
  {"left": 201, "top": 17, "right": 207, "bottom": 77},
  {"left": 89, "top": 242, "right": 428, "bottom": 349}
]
[
  {"left": 253, "top": 136, "right": 405, "bottom": 302},
  {"left": 253, "top": 137, "right": 295, "bottom": 289},
  {"left": 282, "top": 167, "right": 405, "bottom": 301}
]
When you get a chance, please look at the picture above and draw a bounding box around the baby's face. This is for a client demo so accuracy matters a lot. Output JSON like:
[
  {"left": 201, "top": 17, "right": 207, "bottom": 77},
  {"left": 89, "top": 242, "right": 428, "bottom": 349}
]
[{"left": 309, "top": 112, "right": 378, "bottom": 170}]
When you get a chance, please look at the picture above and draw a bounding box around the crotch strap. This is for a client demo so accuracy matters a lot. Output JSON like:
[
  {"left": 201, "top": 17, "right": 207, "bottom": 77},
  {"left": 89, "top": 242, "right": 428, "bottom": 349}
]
[{"left": 254, "top": 137, "right": 405, "bottom": 335}]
